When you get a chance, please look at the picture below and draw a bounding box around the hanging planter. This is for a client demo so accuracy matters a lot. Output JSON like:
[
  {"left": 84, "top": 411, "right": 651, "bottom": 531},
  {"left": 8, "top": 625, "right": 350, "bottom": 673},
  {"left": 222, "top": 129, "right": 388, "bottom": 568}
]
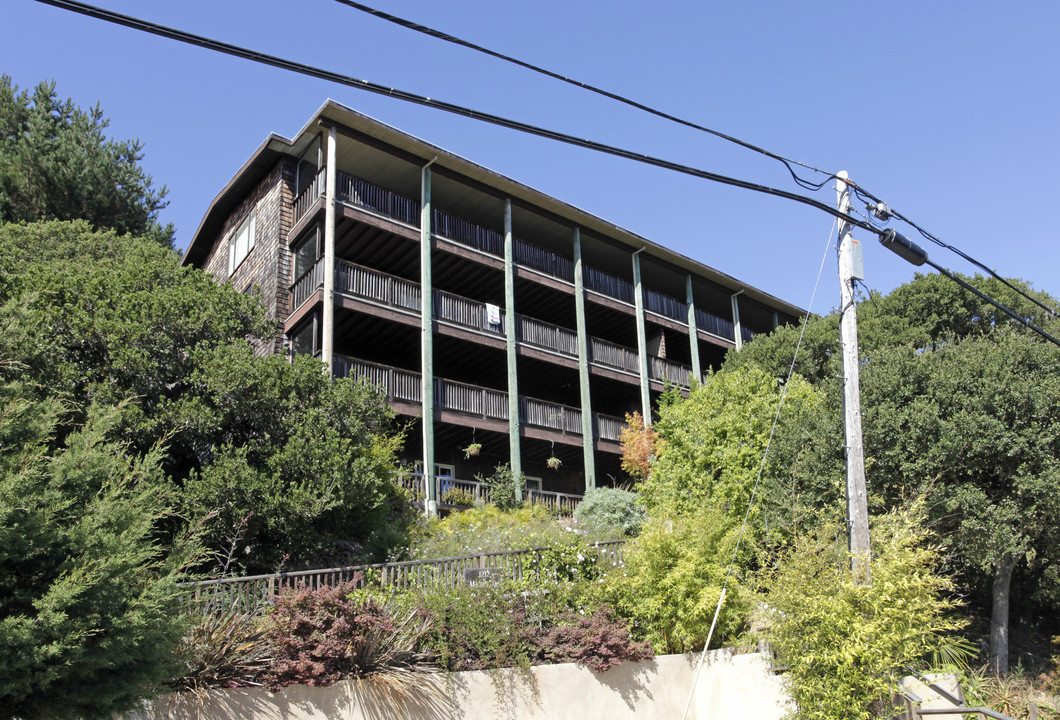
[
  {"left": 464, "top": 443, "right": 482, "bottom": 459},
  {"left": 546, "top": 456, "right": 562, "bottom": 470}
]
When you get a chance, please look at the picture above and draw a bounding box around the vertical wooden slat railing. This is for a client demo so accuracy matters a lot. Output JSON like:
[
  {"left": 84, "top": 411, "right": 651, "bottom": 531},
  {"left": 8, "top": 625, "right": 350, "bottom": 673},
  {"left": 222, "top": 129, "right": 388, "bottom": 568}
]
[
  {"left": 292, "top": 166, "right": 326, "bottom": 224},
  {"left": 519, "top": 397, "right": 582, "bottom": 435},
  {"left": 695, "top": 307, "right": 736, "bottom": 341},
  {"left": 593, "top": 413, "right": 627, "bottom": 443},
  {"left": 648, "top": 355, "right": 693, "bottom": 387},
  {"left": 435, "top": 378, "right": 510, "bottom": 421},
  {"left": 589, "top": 337, "right": 640, "bottom": 374},
  {"left": 644, "top": 287, "right": 688, "bottom": 322},
  {"left": 335, "top": 259, "right": 422, "bottom": 312},
  {"left": 514, "top": 237, "right": 575, "bottom": 282},
  {"left": 336, "top": 172, "right": 421, "bottom": 225},
  {"left": 433, "top": 289, "right": 505, "bottom": 334},
  {"left": 431, "top": 207, "right": 503, "bottom": 255},
  {"left": 290, "top": 257, "right": 325, "bottom": 311},
  {"left": 583, "top": 267, "right": 635, "bottom": 304},
  {"left": 517, "top": 316, "right": 578, "bottom": 356}
]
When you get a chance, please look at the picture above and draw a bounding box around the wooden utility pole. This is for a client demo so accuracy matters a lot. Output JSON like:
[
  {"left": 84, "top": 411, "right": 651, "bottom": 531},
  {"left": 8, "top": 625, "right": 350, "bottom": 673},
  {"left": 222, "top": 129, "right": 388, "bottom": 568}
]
[{"left": 836, "top": 171, "right": 871, "bottom": 583}]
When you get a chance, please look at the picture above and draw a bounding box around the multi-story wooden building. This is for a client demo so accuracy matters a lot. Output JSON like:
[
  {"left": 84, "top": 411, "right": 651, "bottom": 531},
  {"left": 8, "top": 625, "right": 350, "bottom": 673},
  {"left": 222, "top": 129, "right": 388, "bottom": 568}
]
[{"left": 183, "top": 101, "right": 803, "bottom": 514}]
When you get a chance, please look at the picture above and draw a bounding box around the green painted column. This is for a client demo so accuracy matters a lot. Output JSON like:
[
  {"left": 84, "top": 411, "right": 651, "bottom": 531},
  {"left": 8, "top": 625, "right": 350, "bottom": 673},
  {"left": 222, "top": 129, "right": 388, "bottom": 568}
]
[
  {"left": 420, "top": 162, "right": 437, "bottom": 516},
  {"left": 503, "top": 199, "right": 523, "bottom": 497},
  {"left": 572, "top": 228, "right": 596, "bottom": 490},
  {"left": 631, "top": 250, "right": 652, "bottom": 426},
  {"left": 731, "top": 290, "right": 744, "bottom": 352},
  {"left": 773, "top": 311, "right": 780, "bottom": 330},
  {"left": 686, "top": 275, "right": 702, "bottom": 383}
]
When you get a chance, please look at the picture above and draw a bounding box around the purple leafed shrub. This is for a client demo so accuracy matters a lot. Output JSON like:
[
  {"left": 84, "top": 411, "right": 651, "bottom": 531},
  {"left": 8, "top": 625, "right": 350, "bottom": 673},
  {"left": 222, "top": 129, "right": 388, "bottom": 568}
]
[
  {"left": 541, "top": 608, "right": 654, "bottom": 673},
  {"left": 262, "top": 578, "right": 435, "bottom": 690}
]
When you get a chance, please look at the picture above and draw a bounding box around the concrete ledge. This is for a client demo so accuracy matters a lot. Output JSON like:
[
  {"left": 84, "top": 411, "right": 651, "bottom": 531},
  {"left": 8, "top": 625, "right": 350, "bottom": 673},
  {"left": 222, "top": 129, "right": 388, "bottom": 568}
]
[{"left": 137, "top": 650, "right": 789, "bottom": 720}]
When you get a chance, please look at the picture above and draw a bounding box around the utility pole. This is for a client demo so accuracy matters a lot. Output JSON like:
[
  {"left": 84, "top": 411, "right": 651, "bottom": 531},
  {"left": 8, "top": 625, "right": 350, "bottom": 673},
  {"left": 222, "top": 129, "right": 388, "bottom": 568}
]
[{"left": 836, "top": 171, "right": 871, "bottom": 583}]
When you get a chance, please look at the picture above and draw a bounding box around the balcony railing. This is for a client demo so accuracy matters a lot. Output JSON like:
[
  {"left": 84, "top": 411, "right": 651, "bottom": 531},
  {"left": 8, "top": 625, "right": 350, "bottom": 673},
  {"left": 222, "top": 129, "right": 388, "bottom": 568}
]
[
  {"left": 290, "top": 173, "right": 751, "bottom": 345},
  {"left": 292, "top": 166, "right": 326, "bottom": 225},
  {"left": 515, "top": 238, "right": 574, "bottom": 282},
  {"left": 517, "top": 316, "right": 578, "bottom": 357},
  {"left": 434, "top": 289, "right": 505, "bottom": 335},
  {"left": 432, "top": 207, "right": 502, "bottom": 256},
  {"left": 520, "top": 397, "right": 582, "bottom": 435},
  {"left": 335, "top": 357, "right": 421, "bottom": 403},
  {"left": 436, "top": 378, "right": 509, "bottom": 421},
  {"left": 649, "top": 355, "right": 694, "bottom": 387},
  {"left": 338, "top": 172, "right": 420, "bottom": 225},
  {"left": 336, "top": 259, "right": 421, "bottom": 312},
  {"left": 290, "top": 258, "right": 325, "bottom": 311},
  {"left": 589, "top": 337, "right": 640, "bottom": 374},
  {"left": 584, "top": 266, "right": 634, "bottom": 304},
  {"left": 594, "top": 413, "right": 626, "bottom": 443}
]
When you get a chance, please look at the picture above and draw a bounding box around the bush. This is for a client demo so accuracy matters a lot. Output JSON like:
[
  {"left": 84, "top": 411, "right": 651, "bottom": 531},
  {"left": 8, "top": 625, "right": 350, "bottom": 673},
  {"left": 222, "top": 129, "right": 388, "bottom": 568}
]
[
  {"left": 763, "top": 504, "right": 965, "bottom": 720},
  {"left": 169, "top": 604, "right": 271, "bottom": 694},
  {"left": 479, "top": 463, "right": 524, "bottom": 511},
  {"left": 573, "top": 487, "right": 646, "bottom": 537},
  {"left": 540, "top": 607, "right": 653, "bottom": 672},
  {"left": 605, "top": 507, "right": 752, "bottom": 654},
  {"left": 262, "top": 580, "right": 435, "bottom": 690}
]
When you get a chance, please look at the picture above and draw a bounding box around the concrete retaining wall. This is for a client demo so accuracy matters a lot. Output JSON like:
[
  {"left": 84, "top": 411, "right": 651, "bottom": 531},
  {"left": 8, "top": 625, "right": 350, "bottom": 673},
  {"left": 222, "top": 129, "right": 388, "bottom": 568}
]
[{"left": 141, "top": 649, "right": 789, "bottom": 720}]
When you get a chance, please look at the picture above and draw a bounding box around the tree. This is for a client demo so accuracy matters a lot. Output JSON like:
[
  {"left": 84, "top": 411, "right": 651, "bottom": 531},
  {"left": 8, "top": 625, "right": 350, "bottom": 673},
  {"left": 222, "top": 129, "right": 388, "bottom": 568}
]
[
  {"left": 640, "top": 366, "right": 820, "bottom": 523},
  {"left": 0, "top": 76, "right": 173, "bottom": 246},
  {"left": 729, "top": 272, "right": 1060, "bottom": 673},
  {"left": 0, "top": 390, "right": 195, "bottom": 719},
  {"left": 0, "top": 220, "right": 409, "bottom": 572}
]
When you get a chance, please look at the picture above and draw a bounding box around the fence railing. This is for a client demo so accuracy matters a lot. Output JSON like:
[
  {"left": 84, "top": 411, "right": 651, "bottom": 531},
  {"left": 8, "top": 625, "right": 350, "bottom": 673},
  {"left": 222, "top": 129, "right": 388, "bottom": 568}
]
[
  {"left": 517, "top": 315, "right": 578, "bottom": 356},
  {"left": 335, "top": 356, "right": 421, "bottom": 403},
  {"left": 644, "top": 287, "right": 687, "bottom": 322},
  {"left": 695, "top": 307, "right": 736, "bottom": 341},
  {"left": 336, "top": 259, "right": 421, "bottom": 312},
  {"left": 290, "top": 257, "right": 325, "bottom": 310},
  {"left": 594, "top": 413, "right": 627, "bottom": 443},
  {"left": 338, "top": 172, "right": 420, "bottom": 225},
  {"left": 590, "top": 336, "right": 640, "bottom": 374},
  {"left": 432, "top": 207, "right": 503, "bottom": 256},
  {"left": 649, "top": 355, "right": 694, "bottom": 387},
  {"left": 292, "top": 166, "right": 326, "bottom": 224},
  {"left": 584, "top": 266, "right": 634, "bottom": 304},
  {"left": 515, "top": 238, "right": 575, "bottom": 282},
  {"left": 180, "top": 540, "right": 626, "bottom": 614}
]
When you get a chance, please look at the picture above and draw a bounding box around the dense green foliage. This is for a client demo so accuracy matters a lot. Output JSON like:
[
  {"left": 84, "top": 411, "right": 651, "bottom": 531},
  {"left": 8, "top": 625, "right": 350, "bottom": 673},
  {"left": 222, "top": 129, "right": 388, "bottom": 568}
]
[
  {"left": 0, "top": 392, "right": 194, "bottom": 719},
  {"left": 0, "top": 77, "right": 173, "bottom": 245},
  {"left": 731, "top": 272, "right": 1060, "bottom": 672},
  {"left": 765, "top": 506, "right": 964, "bottom": 720},
  {"left": 572, "top": 486, "right": 646, "bottom": 537},
  {"left": 0, "top": 220, "right": 409, "bottom": 572}
]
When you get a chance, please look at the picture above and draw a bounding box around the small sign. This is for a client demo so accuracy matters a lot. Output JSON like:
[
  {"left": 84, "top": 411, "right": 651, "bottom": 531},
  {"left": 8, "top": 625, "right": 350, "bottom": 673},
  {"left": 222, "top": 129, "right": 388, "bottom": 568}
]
[{"left": 464, "top": 567, "right": 505, "bottom": 585}]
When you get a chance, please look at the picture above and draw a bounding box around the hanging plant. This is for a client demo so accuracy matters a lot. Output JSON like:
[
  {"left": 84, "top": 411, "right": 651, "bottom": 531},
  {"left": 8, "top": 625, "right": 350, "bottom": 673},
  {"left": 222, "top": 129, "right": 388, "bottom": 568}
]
[
  {"left": 464, "top": 443, "right": 482, "bottom": 459},
  {"left": 546, "top": 456, "right": 562, "bottom": 470}
]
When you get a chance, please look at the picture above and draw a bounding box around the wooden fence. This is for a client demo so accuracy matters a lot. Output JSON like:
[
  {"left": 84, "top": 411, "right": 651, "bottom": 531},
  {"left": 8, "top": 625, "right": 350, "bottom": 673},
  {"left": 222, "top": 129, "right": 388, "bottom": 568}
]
[{"left": 180, "top": 541, "right": 626, "bottom": 615}]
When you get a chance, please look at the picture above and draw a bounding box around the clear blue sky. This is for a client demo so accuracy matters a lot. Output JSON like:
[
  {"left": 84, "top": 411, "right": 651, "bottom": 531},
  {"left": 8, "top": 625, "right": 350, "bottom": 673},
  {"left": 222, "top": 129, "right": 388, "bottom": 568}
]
[{"left": 3, "top": 1, "right": 1057, "bottom": 313}]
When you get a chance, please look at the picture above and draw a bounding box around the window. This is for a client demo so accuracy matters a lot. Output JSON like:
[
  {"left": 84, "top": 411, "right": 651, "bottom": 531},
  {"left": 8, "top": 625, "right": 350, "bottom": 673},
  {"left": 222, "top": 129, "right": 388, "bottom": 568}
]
[
  {"left": 524, "top": 476, "right": 542, "bottom": 492},
  {"left": 227, "top": 209, "right": 256, "bottom": 276},
  {"left": 292, "top": 224, "right": 321, "bottom": 281},
  {"left": 435, "top": 464, "right": 457, "bottom": 494},
  {"left": 289, "top": 315, "right": 318, "bottom": 357}
]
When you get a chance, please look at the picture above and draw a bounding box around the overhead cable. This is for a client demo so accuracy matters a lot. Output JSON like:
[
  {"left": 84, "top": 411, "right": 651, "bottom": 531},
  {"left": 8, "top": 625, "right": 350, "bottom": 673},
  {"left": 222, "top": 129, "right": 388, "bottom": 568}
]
[
  {"left": 331, "top": 0, "right": 835, "bottom": 191},
  {"left": 32, "top": 0, "right": 877, "bottom": 233}
]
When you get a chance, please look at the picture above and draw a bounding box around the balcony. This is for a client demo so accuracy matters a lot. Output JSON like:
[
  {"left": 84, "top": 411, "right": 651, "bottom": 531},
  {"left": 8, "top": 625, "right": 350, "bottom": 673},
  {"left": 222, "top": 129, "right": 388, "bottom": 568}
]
[
  {"left": 304, "top": 261, "right": 697, "bottom": 388},
  {"left": 396, "top": 473, "right": 583, "bottom": 515},
  {"left": 334, "top": 356, "right": 625, "bottom": 447},
  {"left": 291, "top": 172, "right": 737, "bottom": 341}
]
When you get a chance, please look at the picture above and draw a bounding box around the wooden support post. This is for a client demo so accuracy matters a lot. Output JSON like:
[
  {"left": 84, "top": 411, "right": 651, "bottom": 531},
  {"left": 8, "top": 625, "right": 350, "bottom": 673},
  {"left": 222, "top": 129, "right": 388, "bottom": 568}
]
[
  {"left": 836, "top": 170, "right": 871, "bottom": 583},
  {"left": 420, "top": 160, "right": 437, "bottom": 516},
  {"left": 503, "top": 199, "right": 523, "bottom": 495},
  {"left": 632, "top": 249, "right": 652, "bottom": 425},
  {"left": 686, "top": 275, "right": 702, "bottom": 382},
  {"left": 321, "top": 126, "right": 337, "bottom": 376},
  {"left": 573, "top": 228, "right": 596, "bottom": 490}
]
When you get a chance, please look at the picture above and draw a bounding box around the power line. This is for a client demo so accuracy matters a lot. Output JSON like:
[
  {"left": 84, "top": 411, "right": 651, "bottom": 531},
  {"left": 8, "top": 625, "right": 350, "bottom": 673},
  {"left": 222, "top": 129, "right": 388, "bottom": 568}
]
[
  {"left": 31, "top": 0, "right": 877, "bottom": 233},
  {"left": 330, "top": 0, "right": 835, "bottom": 192},
  {"left": 335, "top": 1, "right": 1058, "bottom": 320},
  {"left": 32, "top": 1, "right": 1058, "bottom": 344}
]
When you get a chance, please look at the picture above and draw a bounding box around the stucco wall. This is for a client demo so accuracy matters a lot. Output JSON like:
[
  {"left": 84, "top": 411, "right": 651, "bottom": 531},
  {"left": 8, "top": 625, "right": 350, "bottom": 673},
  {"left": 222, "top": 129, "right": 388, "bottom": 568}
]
[{"left": 140, "top": 650, "right": 789, "bottom": 720}]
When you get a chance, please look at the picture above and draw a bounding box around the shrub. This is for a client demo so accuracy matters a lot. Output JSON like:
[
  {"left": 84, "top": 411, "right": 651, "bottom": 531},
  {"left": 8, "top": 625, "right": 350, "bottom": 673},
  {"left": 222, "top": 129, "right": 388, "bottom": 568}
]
[
  {"left": 763, "top": 504, "right": 965, "bottom": 720},
  {"left": 413, "top": 504, "right": 601, "bottom": 559},
  {"left": 169, "top": 604, "right": 271, "bottom": 693},
  {"left": 541, "top": 607, "right": 653, "bottom": 672},
  {"left": 262, "top": 580, "right": 436, "bottom": 690},
  {"left": 573, "top": 487, "right": 646, "bottom": 537},
  {"left": 605, "top": 507, "right": 751, "bottom": 653},
  {"left": 479, "top": 463, "right": 524, "bottom": 511}
]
